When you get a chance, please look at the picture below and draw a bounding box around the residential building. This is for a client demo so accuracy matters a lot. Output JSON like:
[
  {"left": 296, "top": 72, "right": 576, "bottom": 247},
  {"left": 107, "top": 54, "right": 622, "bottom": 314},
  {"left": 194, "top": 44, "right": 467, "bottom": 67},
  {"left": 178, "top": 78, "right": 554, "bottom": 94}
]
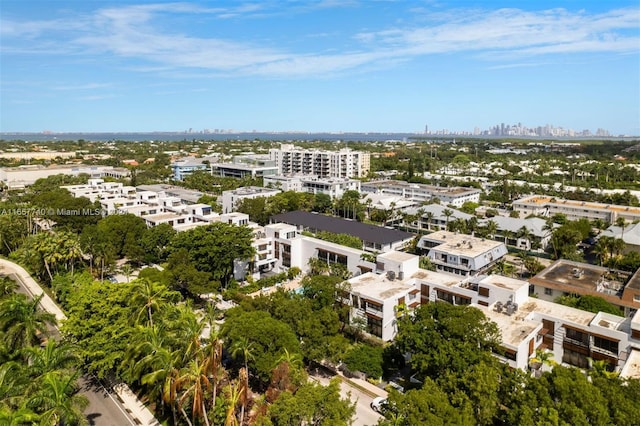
[
  {"left": 401, "top": 204, "right": 473, "bottom": 232},
  {"left": 263, "top": 175, "right": 361, "bottom": 199},
  {"left": 0, "top": 165, "right": 129, "bottom": 190},
  {"left": 513, "top": 195, "right": 640, "bottom": 223},
  {"left": 479, "top": 216, "right": 552, "bottom": 251},
  {"left": 221, "top": 186, "right": 281, "bottom": 214},
  {"left": 211, "top": 155, "right": 279, "bottom": 179},
  {"left": 529, "top": 259, "right": 640, "bottom": 315},
  {"left": 136, "top": 184, "right": 210, "bottom": 205},
  {"left": 270, "top": 210, "right": 414, "bottom": 253},
  {"left": 268, "top": 144, "right": 370, "bottom": 178},
  {"left": 171, "top": 156, "right": 209, "bottom": 181},
  {"left": 417, "top": 231, "right": 508, "bottom": 276},
  {"left": 599, "top": 222, "right": 640, "bottom": 253},
  {"left": 361, "top": 180, "right": 480, "bottom": 207}
]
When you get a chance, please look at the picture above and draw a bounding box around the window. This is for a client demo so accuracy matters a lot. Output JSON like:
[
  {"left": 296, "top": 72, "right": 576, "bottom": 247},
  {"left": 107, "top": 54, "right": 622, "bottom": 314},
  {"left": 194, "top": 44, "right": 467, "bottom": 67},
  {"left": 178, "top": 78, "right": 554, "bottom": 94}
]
[
  {"left": 478, "top": 287, "right": 490, "bottom": 297},
  {"left": 367, "top": 317, "right": 383, "bottom": 338},
  {"left": 544, "top": 288, "right": 553, "bottom": 296},
  {"left": 593, "top": 336, "right": 618, "bottom": 354},
  {"left": 565, "top": 327, "right": 589, "bottom": 346},
  {"left": 634, "top": 294, "right": 640, "bottom": 303}
]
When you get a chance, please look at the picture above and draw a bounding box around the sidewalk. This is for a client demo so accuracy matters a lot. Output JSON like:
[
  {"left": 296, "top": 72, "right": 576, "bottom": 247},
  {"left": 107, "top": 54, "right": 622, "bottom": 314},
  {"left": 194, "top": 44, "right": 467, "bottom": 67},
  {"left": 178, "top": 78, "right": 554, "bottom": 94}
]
[
  {"left": 0, "top": 257, "right": 160, "bottom": 426},
  {"left": 0, "top": 258, "right": 66, "bottom": 322}
]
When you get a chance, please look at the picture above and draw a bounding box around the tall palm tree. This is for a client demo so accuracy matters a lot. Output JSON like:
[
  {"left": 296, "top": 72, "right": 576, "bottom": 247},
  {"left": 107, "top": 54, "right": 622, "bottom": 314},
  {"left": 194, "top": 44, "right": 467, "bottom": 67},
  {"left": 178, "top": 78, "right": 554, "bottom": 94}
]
[
  {"left": 177, "top": 356, "right": 211, "bottom": 426},
  {"left": 204, "top": 334, "right": 225, "bottom": 414},
  {"left": 425, "top": 211, "right": 434, "bottom": 231},
  {"left": 486, "top": 220, "right": 498, "bottom": 240},
  {"left": 140, "top": 347, "right": 182, "bottom": 426},
  {"left": 615, "top": 217, "right": 627, "bottom": 241},
  {"left": 224, "top": 381, "right": 243, "bottom": 426},
  {"left": 0, "top": 293, "right": 56, "bottom": 352},
  {"left": 27, "top": 371, "right": 89, "bottom": 426},
  {"left": 442, "top": 209, "right": 453, "bottom": 230},
  {"left": 131, "top": 279, "right": 168, "bottom": 328},
  {"left": 231, "top": 337, "right": 255, "bottom": 377},
  {"left": 237, "top": 367, "right": 249, "bottom": 426}
]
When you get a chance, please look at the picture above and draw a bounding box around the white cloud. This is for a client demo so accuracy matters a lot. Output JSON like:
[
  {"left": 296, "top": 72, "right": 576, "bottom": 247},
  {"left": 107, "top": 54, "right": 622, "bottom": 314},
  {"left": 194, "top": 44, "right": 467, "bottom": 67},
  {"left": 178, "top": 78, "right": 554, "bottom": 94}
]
[{"left": 2, "top": 3, "right": 638, "bottom": 78}]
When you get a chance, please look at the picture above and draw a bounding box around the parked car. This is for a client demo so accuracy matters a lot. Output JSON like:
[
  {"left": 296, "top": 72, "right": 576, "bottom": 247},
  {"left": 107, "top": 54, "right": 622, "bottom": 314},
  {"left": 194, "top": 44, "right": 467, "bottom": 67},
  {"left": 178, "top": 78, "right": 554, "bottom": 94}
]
[{"left": 370, "top": 397, "right": 388, "bottom": 413}]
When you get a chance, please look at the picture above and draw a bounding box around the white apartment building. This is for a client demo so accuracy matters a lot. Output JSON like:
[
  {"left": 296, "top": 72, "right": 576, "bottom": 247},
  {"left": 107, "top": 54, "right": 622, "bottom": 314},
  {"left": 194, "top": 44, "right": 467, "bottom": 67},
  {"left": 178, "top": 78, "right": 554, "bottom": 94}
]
[
  {"left": 360, "top": 180, "right": 481, "bottom": 208},
  {"left": 513, "top": 195, "right": 640, "bottom": 223},
  {"left": 268, "top": 144, "right": 370, "bottom": 178},
  {"left": 338, "top": 251, "right": 640, "bottom": 374},
  {"left": 263, "top": 175, "right": 361, "bottom": 199},
  {"left": 417, "top": 231, "right": 508, "bottom": 276},
  {"left": 221, "top": 186, "right": 281, "bottom": 214},
  {"left": 211, "top": 155, "right": 279, "bottom": 179},
  {"left": 0, "top": 165, "right": 129, "bottom": 189}
]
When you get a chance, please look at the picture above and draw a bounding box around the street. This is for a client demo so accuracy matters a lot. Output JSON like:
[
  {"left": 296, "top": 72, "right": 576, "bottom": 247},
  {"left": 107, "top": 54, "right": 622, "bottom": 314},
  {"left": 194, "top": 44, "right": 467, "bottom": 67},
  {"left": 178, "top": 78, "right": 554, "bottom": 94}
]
[
  {"left": 0, "top": 259, "right": 139, "bottom": 426},
  {"left": 310, "top": 370, "right": 384, "bottom": 426}
]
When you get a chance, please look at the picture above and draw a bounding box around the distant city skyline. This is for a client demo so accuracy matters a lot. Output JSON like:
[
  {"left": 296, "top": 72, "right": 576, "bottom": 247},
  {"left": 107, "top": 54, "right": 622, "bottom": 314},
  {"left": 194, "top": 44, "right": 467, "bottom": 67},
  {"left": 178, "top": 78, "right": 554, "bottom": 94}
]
[{"left": 1, "top": 1, "right": 639, "bottom": 135}]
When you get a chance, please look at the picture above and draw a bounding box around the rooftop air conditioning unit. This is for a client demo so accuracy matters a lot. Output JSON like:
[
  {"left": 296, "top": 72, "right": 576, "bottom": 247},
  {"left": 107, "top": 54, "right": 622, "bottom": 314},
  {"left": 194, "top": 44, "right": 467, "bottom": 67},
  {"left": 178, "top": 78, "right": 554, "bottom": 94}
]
[{"left": 387, "top": 271, "right": 396, "bottom": 280}]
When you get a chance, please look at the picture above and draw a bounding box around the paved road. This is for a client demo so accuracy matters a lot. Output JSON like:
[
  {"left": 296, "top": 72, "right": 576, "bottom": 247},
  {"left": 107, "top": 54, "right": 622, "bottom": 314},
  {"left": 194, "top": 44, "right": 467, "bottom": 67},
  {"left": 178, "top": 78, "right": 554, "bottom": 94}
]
[
  {"left": 310, "top": 372, "right": 383, "bottom": 426},
  {"left": 0, "top": 259, "right": 137, "bottom": 426}
]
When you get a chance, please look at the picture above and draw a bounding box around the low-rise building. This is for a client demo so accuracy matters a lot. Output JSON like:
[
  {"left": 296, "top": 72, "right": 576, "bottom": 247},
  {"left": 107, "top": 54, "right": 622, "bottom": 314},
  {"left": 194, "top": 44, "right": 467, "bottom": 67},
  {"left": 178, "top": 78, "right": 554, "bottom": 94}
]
[
  {"left": 417, "top": 231, "right": 508, "bottom": 276},
  {"left": 270, "top": 210, "right": 414, "bottom": 253},
  {"left": 221, "top": 186, "right": 281, "bottom": 214},
  {"left": 599, "top": 222, "right": 640, "bottom": 253},
  {"left": 513, "top": 195, "right": 640, "bottom": 223},
  {"left": 0, "top": 165, "right": 129, "bottom": 190},
  {"left": 529, "top": 259, "right": 640, "bottom": 316},
  {"left": 211, "top": 155, "right": 279, "bottom": 179},
  {"left": 479, "top": 216, "right": 551, "bottom": 251},
  {"left": 170, "top": 156, "right": 210, "bottom": 181},
  {"left": 361, "top": 180, "right": 480, "bottom": 208},
  {"left": 263, "top": 175, "right": 361, "bottom": 199}
]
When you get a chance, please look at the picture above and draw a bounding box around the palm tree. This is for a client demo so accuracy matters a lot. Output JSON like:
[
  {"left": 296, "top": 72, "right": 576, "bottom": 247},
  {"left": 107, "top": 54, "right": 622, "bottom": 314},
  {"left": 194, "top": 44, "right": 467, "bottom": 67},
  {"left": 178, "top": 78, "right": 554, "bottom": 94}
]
[
  {"left": 140, "top": 348, "right": 182, "bottom": 426},
  {"left": 237, "top": 367, "right": 249, "bottom": 426},
  {"left": 0, "top": 406, "right": 40, "bottom": 426},
  {"left": 442, "top": 209, "right": 453, "bottom": 230},
  {"left": 231, "top": 337, "right": 255, "bottom": 377},
  {"left": 616, "top": 217, "right": 627, "bottom": 241},
  {"left": 204, "top": 334, "right": 225, "bottom": 414},
  {"left": 425, "top": 211, "right": 434, "bottom": 231},
  {"left": 27, "top": 371, "right": 89, "bottom": 426},
  {"left": 131, "top": 279, "right": 167, "bottom": 328},
  {"left": 223, "top": 381, "right": 243, "bottom": 426},
  {"left": 486, "top": 220, "right": 498, "bottom": 240},
  {"left": 120, "top": 264, "right": 133, "bottom": 283},
  {"left": 24, "top": 340, "right": 79, "bottom": 379},
  {"left": 0, "top": 293, "right": 56, "bottom": 352},
  {"left": 593, "top": 237, "right": 611, "bottom": 266},
  {"left": 177, "top": 356, "right": 211, "bottom": 426}
]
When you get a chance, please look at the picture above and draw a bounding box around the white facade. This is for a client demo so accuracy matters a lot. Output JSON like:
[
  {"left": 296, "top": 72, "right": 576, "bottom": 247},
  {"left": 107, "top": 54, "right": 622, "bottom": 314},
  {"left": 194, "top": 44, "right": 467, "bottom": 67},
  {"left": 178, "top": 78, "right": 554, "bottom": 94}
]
[
  {"left": 417, "top": 231, "right": 508, "bottom": 276},
  {"left": 513, "top": 195, "right": 640, "bottom": 223},
  {"left": 0, "top": 165, "right": 129, "bottom": 189},
  {"left": 361, "top": 180, "right": 480, "bottom": 208},
  {"left": 269, "top": 144, "right": 370, "bottom": 178},
  {"left": 263, "top": 175, "right": 361, "bottom": 199},
  {"left": 221, "top": 186, "right": 281, "bottom": 214}
]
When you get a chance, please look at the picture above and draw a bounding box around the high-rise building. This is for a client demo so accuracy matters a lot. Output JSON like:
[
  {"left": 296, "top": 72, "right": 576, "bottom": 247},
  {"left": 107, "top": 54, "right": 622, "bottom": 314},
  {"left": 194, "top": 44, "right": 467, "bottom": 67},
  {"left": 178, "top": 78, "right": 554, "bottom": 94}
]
[{"left": 269, "top": 144, "right": 370, "bottom": 178}]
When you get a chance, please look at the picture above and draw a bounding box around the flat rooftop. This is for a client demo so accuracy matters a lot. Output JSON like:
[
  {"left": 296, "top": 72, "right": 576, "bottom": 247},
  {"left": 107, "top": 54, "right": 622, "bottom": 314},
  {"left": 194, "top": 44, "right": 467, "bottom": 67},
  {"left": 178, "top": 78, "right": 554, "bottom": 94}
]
[
  {"left": 377, "top": 251, "right": 417, "bottom": 263},
  {"left": 482, "top": 307, "right": 541, "bottom": 348},
  {"left": 516, "top": 195, "right": 640, "bottom": 215},
  {"left": 515, "top": 298, "right": 596, "bottom": 326},
  {"left": 422, "top": 231, "right": 504, "bottom": 257},
  {"left": 271, "top": 211, "right": 414, "bottom": 245},
  {"left": 530, "top": 260, "right": 621, "bottom": 294},
  {"left": 144, "top": 212, "right": 183, "bottom": 222},
  {"left": 410, "top": 269, "right": 463, "bottom": 287},
  {"left": 349, "top": 272, "right": 414, "bottom": 302},
  {"left": 620, "top": 349, "right": 640, "bottom": 379},
  {"left": 478, "top": 275, "right": 529, "bottom": 292}
]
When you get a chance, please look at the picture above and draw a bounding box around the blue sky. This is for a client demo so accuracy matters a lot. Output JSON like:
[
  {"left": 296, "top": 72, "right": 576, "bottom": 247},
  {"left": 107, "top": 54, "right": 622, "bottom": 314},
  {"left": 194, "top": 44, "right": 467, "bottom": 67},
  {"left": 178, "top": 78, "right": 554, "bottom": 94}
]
[{"left": 1, "top": 1, "right": 639, "bottom": 135}]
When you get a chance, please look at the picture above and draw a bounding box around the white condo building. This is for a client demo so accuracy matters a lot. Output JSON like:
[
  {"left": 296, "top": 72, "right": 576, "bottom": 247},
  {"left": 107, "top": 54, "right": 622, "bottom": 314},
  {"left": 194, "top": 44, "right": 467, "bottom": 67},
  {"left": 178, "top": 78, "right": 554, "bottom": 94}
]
[{"left": 268, "top": 144, "right": 370, "bottom": 178}]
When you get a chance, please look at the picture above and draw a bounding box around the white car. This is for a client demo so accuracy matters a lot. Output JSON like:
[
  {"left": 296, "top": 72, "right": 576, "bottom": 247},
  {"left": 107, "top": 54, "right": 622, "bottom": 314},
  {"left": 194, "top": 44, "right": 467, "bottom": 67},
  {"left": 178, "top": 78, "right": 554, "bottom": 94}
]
[{"left": 370, "top": 397, "right": 387, "bottom": 413}]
